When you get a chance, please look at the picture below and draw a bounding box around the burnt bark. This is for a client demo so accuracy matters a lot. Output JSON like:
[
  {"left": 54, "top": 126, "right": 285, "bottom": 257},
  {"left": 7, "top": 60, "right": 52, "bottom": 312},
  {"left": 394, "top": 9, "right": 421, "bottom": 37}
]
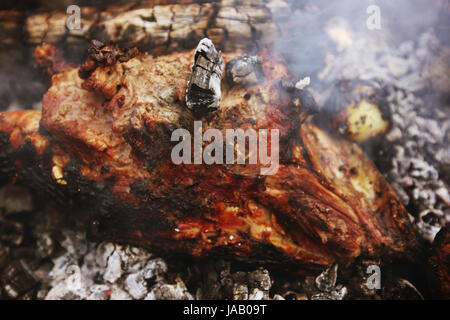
[{"left": 20, "top": 0, "right": 282, "bottom": 59}]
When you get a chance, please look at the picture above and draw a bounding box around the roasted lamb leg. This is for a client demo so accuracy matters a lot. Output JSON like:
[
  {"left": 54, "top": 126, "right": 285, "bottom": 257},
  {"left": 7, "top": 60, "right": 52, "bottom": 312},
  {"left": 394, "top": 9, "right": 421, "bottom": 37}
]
[{"left": 0, "top": 41, "right": 420, "bottom": 274}]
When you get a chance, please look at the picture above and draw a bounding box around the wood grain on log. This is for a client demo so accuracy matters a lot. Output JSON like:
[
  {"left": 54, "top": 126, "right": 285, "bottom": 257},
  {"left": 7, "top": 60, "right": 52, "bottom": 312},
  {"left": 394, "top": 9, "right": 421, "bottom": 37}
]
[{"left": 21, "top": 0, "right": 289, "bottom": 57}]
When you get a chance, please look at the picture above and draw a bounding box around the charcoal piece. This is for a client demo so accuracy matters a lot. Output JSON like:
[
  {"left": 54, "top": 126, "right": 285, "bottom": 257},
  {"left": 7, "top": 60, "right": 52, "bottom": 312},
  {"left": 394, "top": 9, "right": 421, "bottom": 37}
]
[
  {"left": 296, "top": 88, "right": 319, "bottom": 114},
  {"left": 0, "top": 260, "right": 38, "bottom": 298},
  {"left": 315, "top": 264, "right": 338, "bottom": 292},
  {"left": 226, "top": 54, "right": 264, "bottom": 86},
  {"left": 186, "top": 38, "right": 224, "bottom": 116},
  {"left": 280, "top": 77, "right": 319, "bottom": 113}
]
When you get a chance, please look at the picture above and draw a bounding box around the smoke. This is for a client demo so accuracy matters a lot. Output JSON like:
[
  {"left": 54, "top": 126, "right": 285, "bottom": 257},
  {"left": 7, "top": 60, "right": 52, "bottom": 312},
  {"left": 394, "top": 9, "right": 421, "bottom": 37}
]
[{"left": 271, "top": 0, "right": 447, "bottom": 81}]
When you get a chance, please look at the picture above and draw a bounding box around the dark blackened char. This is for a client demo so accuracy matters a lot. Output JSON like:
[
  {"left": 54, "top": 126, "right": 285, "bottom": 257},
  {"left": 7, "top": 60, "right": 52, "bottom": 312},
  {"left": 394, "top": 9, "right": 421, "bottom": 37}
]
[
  {"left": 0, "top": 43, "right": 421, "bottom": 274},
  {"left": 428, "top": 227, "right": 450, "bottom": 298},
  {"left": 186, "top": 38, "right": 224, "bottom": 116}
]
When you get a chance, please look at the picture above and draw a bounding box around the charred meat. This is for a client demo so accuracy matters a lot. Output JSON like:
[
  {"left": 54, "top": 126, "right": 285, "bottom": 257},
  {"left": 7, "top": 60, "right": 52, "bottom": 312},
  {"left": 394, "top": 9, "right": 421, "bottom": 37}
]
[{"left": 0, "top": 40, "right": 420, "bottom": 274}]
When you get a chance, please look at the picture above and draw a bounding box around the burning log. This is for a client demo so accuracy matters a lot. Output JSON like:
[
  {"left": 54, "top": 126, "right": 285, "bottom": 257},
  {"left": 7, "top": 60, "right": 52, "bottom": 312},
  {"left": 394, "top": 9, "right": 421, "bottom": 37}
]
[
  {"left": 21, "top": 0, "right": 282, "bottom": 59},
  {"left": 0, "top": 41, "right": 420, "bottom": 274}
]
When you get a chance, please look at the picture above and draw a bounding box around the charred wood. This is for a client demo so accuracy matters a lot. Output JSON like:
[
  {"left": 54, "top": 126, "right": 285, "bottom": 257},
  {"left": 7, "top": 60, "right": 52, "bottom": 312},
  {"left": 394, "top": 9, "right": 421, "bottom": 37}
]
[
  {"left": 186, "top": 38, "right": 224, "bottom": 116},
  {"left": 20, "top": 0, "right": 283, "bottom": 59}
]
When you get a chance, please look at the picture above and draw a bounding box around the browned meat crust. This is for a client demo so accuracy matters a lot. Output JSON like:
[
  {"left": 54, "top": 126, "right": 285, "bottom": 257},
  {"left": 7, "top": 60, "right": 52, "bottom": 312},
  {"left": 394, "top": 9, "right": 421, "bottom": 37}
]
[{"left": 0, "top": 44, "right": 420, "bottom": 274}]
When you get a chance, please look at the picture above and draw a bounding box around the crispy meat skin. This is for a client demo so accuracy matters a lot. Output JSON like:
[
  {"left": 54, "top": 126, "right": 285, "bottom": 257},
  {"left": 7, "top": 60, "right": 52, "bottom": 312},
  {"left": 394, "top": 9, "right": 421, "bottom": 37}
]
[{"left": 0, "top": 45, "right": 419, "bottom": 273}]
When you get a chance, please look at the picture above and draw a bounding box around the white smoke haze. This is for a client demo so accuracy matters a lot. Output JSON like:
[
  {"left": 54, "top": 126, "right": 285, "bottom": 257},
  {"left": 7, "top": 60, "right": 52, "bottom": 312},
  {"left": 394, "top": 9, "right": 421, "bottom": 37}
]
[{"left": 272, "top": 0, "right": 448, "bottom": 81}]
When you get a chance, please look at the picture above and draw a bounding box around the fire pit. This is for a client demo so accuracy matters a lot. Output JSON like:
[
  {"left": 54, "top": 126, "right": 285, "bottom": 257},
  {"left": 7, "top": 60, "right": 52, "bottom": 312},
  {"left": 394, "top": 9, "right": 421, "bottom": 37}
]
[{"left": 0, "top": 0, "right": 448, "bottom": 300}]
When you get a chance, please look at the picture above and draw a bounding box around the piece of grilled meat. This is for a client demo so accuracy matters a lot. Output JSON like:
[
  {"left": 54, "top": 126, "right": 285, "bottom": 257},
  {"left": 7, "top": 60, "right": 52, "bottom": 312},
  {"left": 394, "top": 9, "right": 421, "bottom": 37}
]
[{"left": 0, "top": 41, "right": 420, "bottom": 274}]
